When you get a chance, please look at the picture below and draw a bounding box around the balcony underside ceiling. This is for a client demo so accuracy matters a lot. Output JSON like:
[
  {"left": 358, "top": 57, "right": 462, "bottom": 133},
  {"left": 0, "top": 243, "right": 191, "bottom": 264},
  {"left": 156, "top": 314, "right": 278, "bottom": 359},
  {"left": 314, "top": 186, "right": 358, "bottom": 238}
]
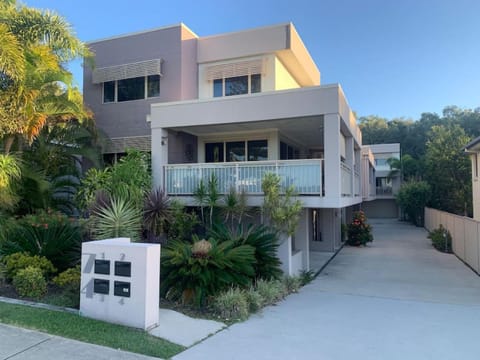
[{"left": 169, "top": 115, "right": 325, "bottom": 148}]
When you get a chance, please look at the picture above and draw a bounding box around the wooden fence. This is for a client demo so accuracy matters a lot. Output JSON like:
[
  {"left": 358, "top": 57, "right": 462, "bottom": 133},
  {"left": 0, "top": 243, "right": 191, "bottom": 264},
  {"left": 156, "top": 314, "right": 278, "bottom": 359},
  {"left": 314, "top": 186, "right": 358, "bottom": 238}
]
[{"left": 425, "top": 207, "right": 480, "bottom": 274}]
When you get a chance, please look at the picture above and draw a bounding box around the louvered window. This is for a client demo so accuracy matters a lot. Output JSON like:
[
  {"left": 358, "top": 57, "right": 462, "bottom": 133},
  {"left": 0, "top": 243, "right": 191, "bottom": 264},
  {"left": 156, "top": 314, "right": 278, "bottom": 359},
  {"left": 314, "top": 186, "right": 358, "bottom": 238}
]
[{"left": 93, "top": 59, "right": 163, "bottom": 84}]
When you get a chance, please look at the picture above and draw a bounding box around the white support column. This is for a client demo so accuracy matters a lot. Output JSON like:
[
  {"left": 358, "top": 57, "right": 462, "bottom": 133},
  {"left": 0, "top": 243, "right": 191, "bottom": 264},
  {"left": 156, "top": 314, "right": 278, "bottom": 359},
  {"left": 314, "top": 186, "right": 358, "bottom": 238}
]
[
  {"left": 324, "top": 114, "right": 341, "bottom": 200},
  {"left": 151, "top": 127, "right": 169, "bottom": 190},
  {"left": 278, "top": 234, "right": 292, "bottom": 275},
  {"left": 295, "top": 208, "right": 310, "bottom": 272}
]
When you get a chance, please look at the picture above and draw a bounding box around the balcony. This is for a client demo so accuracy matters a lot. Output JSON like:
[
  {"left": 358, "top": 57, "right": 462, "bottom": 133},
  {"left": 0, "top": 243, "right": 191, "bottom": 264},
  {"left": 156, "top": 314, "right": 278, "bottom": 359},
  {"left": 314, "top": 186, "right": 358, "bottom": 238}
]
[
  {"left": 165, "top": 159, "right": 324, "bottom": 196},
  {"left": 164, "top": 159, "right": 360, "bottom": 202}
]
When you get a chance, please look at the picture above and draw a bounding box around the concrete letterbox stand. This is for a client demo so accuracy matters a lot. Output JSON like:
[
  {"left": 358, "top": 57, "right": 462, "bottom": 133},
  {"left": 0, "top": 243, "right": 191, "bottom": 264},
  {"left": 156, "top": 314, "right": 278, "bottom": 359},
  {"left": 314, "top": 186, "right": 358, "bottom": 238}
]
[{"left": 80, "top": 238, "right": 160, "bottom": 330}]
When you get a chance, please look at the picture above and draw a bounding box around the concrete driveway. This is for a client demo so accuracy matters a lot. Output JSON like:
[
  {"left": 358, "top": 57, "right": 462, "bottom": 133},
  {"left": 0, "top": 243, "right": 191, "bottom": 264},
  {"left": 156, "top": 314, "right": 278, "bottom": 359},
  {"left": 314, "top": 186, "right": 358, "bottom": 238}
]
[{"left": 174, "top": 219, "right": 480, "bottom": 360}]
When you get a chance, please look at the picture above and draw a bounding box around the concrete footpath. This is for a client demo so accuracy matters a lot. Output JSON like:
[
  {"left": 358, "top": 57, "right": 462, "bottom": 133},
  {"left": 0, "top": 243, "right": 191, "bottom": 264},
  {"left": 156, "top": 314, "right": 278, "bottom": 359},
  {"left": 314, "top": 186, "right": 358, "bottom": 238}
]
[
  {"left": 0, "top": 323, "right": 159, "bottom": 360},
  {"left": 174, "top": 219, "right": 480, "bottom": 360}
]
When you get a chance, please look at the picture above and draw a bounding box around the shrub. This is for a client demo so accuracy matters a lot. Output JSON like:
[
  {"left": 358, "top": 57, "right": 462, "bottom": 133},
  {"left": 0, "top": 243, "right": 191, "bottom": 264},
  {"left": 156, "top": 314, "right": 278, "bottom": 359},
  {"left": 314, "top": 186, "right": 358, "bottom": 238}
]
[
  {"left": 347, "top": 210, "right": 373, "bottom": 246},
  {"left": 428, "top": 225, "right": 452, "bottom": 253},
  {"left": 0, "top": 210, "right": 83, "bottom": 271},
  {"left": 396, "top": 180, "right": 431, "bottom": 226},
  {"left": 255, "top": 279, "right": 285, "bottom": 305},
  {"left": 166, "top": 201, "right": 199, "bottom": 242},
  {"left": 282, "top": 276, "right": 302, "bottom": 294},
  {"left": 3, "top": 252, "right": 56, "bottom": 281},
  {"left": 13, "top": 266, "right": 47, "bottom": 299},
  {"left": 209, "top": 224, "right": 282, "bottom": 280},
  {"left": 245, "top": 287, "right": 264, "bottom": 313},
  {"left": 161, "top": 237, "right": 256, "bottom": 306},
  {"left": 52, "top": 265, "right": 81, "bottom": 308},
  {"left": 213, "top": 287, "right": 249, "bottom": 321},
  {"left": 299, "top": 270, "right": 316, "bottom": 286},
  {"left": 53, "top": 265, "right": 81, "bottom": 290}
]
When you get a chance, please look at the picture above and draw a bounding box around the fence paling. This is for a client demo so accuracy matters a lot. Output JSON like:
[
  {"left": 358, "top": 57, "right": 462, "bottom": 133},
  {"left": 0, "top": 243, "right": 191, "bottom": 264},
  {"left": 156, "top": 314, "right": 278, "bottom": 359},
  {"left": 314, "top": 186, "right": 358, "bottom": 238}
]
[{"left": 424, "top": 207, "right": 480, "bottom": 274}]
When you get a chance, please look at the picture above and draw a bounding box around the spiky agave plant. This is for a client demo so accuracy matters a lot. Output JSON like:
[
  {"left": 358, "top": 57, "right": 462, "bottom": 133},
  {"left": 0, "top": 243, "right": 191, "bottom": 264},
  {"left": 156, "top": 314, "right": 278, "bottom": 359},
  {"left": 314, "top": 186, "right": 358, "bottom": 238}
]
[{"left": 90, "top": 195, "right": 142, "bottom": 241}]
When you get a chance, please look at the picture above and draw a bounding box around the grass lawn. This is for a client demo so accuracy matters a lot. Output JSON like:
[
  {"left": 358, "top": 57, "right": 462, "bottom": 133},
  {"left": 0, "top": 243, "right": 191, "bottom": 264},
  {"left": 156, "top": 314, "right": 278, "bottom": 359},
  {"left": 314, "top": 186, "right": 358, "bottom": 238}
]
[{"left": 0, "top": 302, "right": 185, "bottom": 359}]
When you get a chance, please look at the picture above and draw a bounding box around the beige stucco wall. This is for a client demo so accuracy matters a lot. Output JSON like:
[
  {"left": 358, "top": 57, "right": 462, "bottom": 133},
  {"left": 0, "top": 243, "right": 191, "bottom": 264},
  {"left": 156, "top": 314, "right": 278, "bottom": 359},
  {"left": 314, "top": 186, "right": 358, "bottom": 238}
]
[
  {"left": 274, "top": 57, "right": 300, "bottom": 90},
  {"left": 471, "top": 153, "right": 480, "bottom": 221}
]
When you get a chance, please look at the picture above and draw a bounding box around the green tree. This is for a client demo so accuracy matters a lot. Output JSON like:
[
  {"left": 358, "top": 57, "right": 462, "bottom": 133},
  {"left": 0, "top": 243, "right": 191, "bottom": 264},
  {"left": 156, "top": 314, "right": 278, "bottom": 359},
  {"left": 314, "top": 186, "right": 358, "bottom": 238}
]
[
  {"left": 0, "top": 0, "right": 91, "bottom": 153},
  {"left": 425, "top": 125, "right": 471, "bottom": 215},
  {"left": 396, "top": 180, "right": 431, "bottom": 226}
]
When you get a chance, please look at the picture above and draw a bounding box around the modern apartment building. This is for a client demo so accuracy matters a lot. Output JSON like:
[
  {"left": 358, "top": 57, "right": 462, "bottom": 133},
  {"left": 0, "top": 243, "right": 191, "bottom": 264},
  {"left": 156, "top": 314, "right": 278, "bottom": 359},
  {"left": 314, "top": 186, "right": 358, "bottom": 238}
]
[
  {"left": 361, "top": 143, "right": 401, "bottom": 218},
  {"left": 84, "top": 23, "right": 375, "bottom": 275}
]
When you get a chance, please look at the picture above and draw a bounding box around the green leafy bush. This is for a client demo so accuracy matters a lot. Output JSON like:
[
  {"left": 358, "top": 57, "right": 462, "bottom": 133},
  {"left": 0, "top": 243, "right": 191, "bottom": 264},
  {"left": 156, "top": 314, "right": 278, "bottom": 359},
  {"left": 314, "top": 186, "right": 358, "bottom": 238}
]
[
  {"left": 245, "top": 286, "right": 264, "bottom": 313},
  {"left": 282, "top": 276, "right": 302, "bottom": 294},
  {"left": 299, "top": 270, "right": 316, "bottom": 285},
  {"left": 0, "top": 210, "right": 83, "bottom": 271},
  {"left": 3, "top": 252, "right": 56, "bottom": 281},
  {"left": 161, "top": 237, "right": 256, "bottom": 306},
  {"left": 53, "top": 265, "right": 81, "bottom": 290},
  {"left": 255, "top": 279, "right": 285, "bottom": 305},
  {"left": 428, "top": 225, "right": 452, "bottom": 253},
  {"left": 396, "top": 180, "right": 431, "bottom": 226},
  {"left": 209, "top": 224, "right": 282, "bottom": 280},
  {"left": 13, "top": 266, "right": 47, "bottom": 298},
  {"left": 166, "top": 201, "right": 199, "bottom": 242},
  {"left": 52, "top": 265, "right": 81, "bottom": 308},
  {"left": 213, "top": 287, "right": 249, "bottom": 321},
  {"left": 347, "top": 210, "right": 373, "bottom": 246}
]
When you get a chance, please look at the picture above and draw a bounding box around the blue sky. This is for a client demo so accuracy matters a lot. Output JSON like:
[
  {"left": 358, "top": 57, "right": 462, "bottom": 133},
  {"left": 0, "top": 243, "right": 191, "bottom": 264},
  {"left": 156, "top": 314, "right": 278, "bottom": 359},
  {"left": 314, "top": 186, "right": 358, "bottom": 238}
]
[{"left": 24, "top": 0, "right": 480, "bottom": 120}]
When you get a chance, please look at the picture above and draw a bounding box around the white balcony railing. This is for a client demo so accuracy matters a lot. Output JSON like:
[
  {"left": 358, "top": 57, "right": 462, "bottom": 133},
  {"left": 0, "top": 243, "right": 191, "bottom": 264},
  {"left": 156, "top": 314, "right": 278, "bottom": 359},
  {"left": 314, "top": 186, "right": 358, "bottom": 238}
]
[{"left": 165, "top": 159, "right": 323, "bottom": 196}]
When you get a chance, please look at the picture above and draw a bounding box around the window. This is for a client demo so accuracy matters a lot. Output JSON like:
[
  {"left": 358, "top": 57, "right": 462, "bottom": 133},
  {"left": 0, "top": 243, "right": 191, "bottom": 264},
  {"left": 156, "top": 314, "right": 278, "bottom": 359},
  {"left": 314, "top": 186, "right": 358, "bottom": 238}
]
[
  {"left": 226, "top": 141, "right": 245, "bottom": 162},
  {"left": 102, "top": 75, "right": 160, "bottom": 103},
  {"left": 205, "top": 143, "right": 224, "bottom": 163},
  {"left": 147, "top": 75, "right": 160, "bottom": 97},
  {"left": 118, "top": 77, "right": 145, "bottom": 102},
  {"left": 213, "top": 74, "right": 261, "bottom": 97},
  {"left": 205, "top": 140, "right": 268, "bottom": 162},
  {"left": 280, "top": 141, "right": 299, "bottom": 160},
  {"left": 103, "top": 81, "right": 115, "bottom": 103},
  {"left": 248, "top": 140, "right": 268, "bottom": 161}
]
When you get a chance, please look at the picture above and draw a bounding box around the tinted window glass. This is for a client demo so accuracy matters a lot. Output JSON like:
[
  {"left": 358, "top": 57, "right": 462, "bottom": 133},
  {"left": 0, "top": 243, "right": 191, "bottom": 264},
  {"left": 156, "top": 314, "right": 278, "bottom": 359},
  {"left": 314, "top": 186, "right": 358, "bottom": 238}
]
[
  {"left": 226, "top": 141, "right": 245, "bottom": 162},
  {"left": 213, "top": 79, "right": 223, "bottom": 97},
  {"left": 103, "top": 81, "right": 115, "bottom": 103},
  {"left": 225, "top": 76, "right": 248, "bottom": 96},
  {"left": 205, "top": 143, "right": 224, "bottom": 163},
  {"left": 251, "top": 74, "right": 261, "bottom": 93},
  {"left": 118, "top": 77, "right": 145, "bottom": 102},
  {"left": 147, "top": 75, "right": 160, "bottom": 98},
  {"left": 248, "top": 140, "right": 268, "bottom": 161}
]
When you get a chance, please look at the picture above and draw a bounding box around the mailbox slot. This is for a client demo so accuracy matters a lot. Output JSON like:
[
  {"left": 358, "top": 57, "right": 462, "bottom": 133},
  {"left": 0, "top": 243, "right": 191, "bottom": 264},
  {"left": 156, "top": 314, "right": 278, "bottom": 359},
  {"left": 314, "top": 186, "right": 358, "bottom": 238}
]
[
  {"left": 93, "top": 279, "right": 109, "bottom": 294},
  {"left": 114, "top": 281, "right": 131, "bottom": 297},
  {"left": 114, "top": 261, "right": 131, "bottom": 277},
  {"left": 94, "top": 260, "right": 110, "bottom": 275}
]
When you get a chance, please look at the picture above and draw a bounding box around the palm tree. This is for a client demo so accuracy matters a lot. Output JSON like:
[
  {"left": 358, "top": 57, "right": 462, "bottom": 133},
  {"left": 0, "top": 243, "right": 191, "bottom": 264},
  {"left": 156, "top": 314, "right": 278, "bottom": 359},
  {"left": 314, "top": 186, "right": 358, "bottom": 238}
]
[
  {"left": 0, "top": 153, "right": 21, "bottom": 211},
  {"left": 0, "top": 0, "right": 91, "bottom": 153}
]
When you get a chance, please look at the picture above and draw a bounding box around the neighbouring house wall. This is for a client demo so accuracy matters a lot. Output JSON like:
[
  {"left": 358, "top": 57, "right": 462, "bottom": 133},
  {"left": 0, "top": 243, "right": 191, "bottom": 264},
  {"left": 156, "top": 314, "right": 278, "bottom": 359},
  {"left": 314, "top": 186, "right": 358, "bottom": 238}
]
[
  {"left": 425, "top": 207, "right": 480, "bottom": 275},
  {"left": 470, "top": 153, "right": 480, "bottom": 221}
]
